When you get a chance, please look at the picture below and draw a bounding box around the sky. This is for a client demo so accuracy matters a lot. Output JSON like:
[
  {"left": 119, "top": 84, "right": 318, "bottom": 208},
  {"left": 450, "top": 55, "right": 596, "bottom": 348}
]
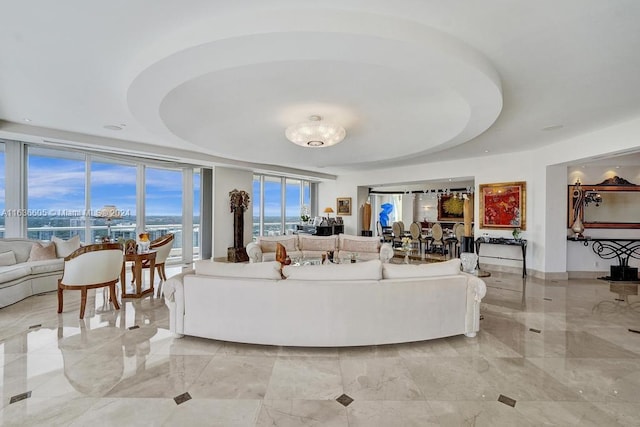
[
  {"left": 1, "top": 151, "right": 305, "bottom": 221},
  {"left": 25, "top": 156, "right": 188, "bottom": 217},
  {"left": 253, "top": 178, "right": 310, "bottom": 218}
]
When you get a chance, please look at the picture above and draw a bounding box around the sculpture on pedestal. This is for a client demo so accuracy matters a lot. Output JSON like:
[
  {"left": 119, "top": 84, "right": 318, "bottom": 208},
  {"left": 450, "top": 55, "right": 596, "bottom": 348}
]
[
  {"left": 379, "top": 203, "right": 394, "bottom": 227},
  {"left": 228, "top": 189, "right": 251, "bottom": 262}
]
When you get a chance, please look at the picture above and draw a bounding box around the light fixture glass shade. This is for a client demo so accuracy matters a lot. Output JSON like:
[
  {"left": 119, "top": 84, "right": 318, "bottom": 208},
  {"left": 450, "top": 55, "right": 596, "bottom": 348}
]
[
  {"left": 285, "top": 115, "right": 346, "bottom": 148},
  {"left": 97, "top": 205, "right": 122, "bottom": 219}
]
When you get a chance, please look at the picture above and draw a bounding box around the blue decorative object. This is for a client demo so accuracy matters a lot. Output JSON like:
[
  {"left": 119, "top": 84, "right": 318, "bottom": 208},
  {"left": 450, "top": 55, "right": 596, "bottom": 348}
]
[{"left": 379, "top": 203, "right": 394, "bottom": 227}]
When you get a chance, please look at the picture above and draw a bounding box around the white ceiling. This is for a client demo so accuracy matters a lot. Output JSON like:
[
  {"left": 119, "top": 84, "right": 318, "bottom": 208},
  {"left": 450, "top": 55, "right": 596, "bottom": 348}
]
[{"left": 1, "top": 1, "right": 639, "bottom": 176}]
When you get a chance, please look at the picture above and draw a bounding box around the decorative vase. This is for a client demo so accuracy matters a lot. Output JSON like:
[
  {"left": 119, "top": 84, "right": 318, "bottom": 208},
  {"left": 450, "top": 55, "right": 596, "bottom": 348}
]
[
  {"left": 571, "top": 217, "right": 584, "bottom": 238},
  {"left": 460, "top": 252, "right": 478, "bottom": 273}
]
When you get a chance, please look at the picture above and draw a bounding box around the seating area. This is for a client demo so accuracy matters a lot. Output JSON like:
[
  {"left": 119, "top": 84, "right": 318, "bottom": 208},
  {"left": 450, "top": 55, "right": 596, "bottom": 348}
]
[
  {"left": 247, "top": 233, "right": 394, "bottom": 263},
  {"left": 0, "top": 237, "right": 78, "bottom": 308},
  {"left": 1, "top": 234, "right": 175, "bottom": 312},
  {"left": 384, "top": 220, "right": 464, "bottom": 260},
  {"left": 1, "top": 3, "right": 639, "bottom": 425}
]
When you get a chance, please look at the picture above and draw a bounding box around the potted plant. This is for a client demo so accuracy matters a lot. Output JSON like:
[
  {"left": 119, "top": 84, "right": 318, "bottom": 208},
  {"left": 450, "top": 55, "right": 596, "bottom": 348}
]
[
  {"left": 300, "top": 205, "right": 310, "bottom": 223},
  {"left": 512, "top": 228, "right": 522, "bottom": 241}
]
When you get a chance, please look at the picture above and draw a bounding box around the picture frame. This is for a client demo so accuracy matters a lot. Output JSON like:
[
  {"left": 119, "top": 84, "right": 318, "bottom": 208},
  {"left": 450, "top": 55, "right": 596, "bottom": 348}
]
[
  {"left": 336, "top": 197, "right": 352, "bottom": 216},
  {"left": 437, "top": 194, "right": 465, "bottom": 222},
  {"left": 479, "top": 181, "right": 526, "bottom": 230}
]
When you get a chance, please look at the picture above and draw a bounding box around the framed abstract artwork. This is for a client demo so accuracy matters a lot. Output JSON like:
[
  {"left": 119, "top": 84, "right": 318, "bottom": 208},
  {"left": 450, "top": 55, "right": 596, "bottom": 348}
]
[
  {"left": 479, "top": 181, "right": 526, "bottom": 230},
  {"left": 437, "top": 194, "right": 465, "bottom": 222},
  {"left": 336, "top": 197, "right": 352, "bottom": 215}
]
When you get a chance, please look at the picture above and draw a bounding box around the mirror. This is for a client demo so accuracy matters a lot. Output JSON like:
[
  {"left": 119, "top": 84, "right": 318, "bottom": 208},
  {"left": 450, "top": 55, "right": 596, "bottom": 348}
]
[{"left": 568, "top": 182, "right": 640, "bottom": 229}]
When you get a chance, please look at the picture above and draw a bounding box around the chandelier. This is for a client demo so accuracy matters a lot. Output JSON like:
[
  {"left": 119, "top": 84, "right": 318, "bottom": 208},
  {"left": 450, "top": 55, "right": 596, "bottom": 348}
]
[{"left": 285, "top": 115, "right": 346, "bottom": 148}]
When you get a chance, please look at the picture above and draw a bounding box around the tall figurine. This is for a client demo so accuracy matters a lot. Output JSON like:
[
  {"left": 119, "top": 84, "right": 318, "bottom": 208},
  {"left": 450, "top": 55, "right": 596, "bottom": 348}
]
[
  {"left": 228, "top": 189, "right": 251, "bottom": 262},
  {"left": 570, "top": 181, "right": 585, "bottom": 238},
  {"left": 379, "top": 203, "right": 394, "bottom": 227}
]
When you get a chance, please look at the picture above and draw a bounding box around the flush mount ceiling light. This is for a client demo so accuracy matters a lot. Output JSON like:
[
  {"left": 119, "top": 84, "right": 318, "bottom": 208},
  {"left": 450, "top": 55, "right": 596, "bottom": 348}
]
[{"left": 285, "top": 115, "right": 346, "bottom": 148}]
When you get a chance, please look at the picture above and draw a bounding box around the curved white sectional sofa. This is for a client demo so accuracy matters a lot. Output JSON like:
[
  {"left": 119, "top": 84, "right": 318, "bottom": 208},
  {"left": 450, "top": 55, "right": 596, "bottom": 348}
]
[
  {"left": 163, "top": 258, "right": 487, "bottom": 347},
  {"left": 0, "top": 238, "right": 65, "bottom": 307},
  {"left": 246, "top": 234, "right": 394, "bottom": 264}
]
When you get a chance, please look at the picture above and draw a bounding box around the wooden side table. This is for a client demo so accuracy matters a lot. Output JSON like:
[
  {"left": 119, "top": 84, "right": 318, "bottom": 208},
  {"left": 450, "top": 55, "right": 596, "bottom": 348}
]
[{"left": 121, "top": 250, "right": 156, "bottom": 298}]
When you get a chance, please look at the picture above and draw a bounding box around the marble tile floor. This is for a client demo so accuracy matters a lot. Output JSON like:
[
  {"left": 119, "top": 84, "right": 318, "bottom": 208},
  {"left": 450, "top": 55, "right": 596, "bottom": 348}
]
[{"left": 0, "top": 268, "right": 639, "bottom": 426}]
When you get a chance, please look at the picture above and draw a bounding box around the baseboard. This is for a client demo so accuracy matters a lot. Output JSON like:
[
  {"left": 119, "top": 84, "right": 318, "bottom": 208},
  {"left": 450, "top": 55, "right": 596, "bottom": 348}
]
[
  {"left": 534, "top": 271, "right": 569, "bottom": 281},
  {"left": 479, "top": 263, "right": 525, "bottom": 277},
  {"left": 479, "top": 263, "right": 569, "bottom": 281},
  {"left": 567, "top": 270, "right": 608, "bottom": 279}
]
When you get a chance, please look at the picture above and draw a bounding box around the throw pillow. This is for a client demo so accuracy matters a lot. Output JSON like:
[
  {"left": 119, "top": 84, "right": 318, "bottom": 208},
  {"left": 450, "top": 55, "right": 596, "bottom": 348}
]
[
  {"left": 28, "top": 242, "right": 57, "bottom": 261},
  {"left": 259, "top": 236, "right": 297, "bottom": 253},
  {"left": 340, "top": 236, "right": 379, "bottom": 253},
  {"left": 0, "top": 251, "right": 17, "bottom": 266},
  {"left": 52, "top": 235, "right": 81, "bottom": 258},
  {"left": 298, "top": 235, "right": 337, "bottom": 251}
]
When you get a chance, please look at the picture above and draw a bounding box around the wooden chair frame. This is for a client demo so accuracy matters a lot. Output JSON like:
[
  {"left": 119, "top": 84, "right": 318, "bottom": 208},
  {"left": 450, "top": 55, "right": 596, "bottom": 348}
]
[{"left": 57, "top": 243, "right": 122, "bottom": 319}]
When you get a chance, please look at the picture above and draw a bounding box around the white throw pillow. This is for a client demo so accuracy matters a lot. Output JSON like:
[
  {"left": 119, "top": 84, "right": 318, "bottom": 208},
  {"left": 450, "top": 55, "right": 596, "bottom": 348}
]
[
  {"left": 52, "top": 235, "right": 81, "bottom": 258},
  {"left": 283, "top": 259, "right": 382, "bottom": 281},
  {"left": 298, "top": 235, "right": 337, "bottom": 251},
  {"left": 382, "top": 259, "right": 462, "bottom": 279},
  {"left": 258, "top": 236, "right": 298, "bottom": 253},
  {"left": 195, "top": 260, "right": 282, "bottom": 280},
  {"left": 0, "top": 251, "right": 17, "bottom": 266},
  {"left": 339, "top": 234, "right": 380, "bottom": 253},
  {"left": 28, "top": 242, "right": 57, "bottom": 261}
]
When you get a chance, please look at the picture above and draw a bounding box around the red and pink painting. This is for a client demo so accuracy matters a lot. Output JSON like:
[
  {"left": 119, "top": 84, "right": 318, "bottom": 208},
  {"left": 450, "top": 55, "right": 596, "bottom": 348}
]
[{"left": 479, "top": 181, "right": 526, "bottom": 230}]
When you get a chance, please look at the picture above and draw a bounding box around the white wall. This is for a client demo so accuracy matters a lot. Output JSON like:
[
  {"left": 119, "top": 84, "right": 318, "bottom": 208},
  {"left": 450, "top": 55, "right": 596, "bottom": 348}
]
[
  {"left": 213, "top": 167, "right": 253, "bottom": 259},
  {"left": 320, "top": 115, "right": 640, "bottom": 276},
  {"left": 401, "top": 195, "right": 413, "bottom": 226},
  {"left": 199, "top": 115, "right": 640, "bottom": 270}
]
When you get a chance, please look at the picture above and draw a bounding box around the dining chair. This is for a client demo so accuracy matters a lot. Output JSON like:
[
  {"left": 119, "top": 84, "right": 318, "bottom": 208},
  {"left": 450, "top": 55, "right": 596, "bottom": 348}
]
[
  {"left": 409, "top": 221, "right": 422, "bottom": 252},
  {"left": 132, "top": 233, "right": 174, "bottom": 296},
  {"left": 377, "top": 221, "right": 393, "bottom": 244},
  {"left": 430, "top": 222, "right": 446, "bottom": 256},
  {"left": 453, "top": 222, "right": 465, "bottom": 257},
  {"left": 392, "top": 221, "right": 404, "bottom": 247},
  {"left": 57, "top": 243, "right": 123, "bottom": 319}
]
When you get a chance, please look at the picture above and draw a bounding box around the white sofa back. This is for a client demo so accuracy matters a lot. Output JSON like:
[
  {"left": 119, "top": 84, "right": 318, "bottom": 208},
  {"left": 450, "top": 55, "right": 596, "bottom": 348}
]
[
  {"left": 164, "top": 257, "right": 486, "bottom": 347},
  {"left": 247, "top": 233, "right": 393, "bottom": 263}
]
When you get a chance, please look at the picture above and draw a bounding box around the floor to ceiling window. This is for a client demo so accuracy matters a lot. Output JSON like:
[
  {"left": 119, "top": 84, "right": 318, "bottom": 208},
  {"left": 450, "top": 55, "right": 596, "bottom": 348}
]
[
  {"left": 252, "top": 175, "right": 262, "bottom": 237},
  {"left": 0, "top": 143, "right": 5, "bottom": 237},
  {"left": 3, "top": 140, "right": 202, "bottom": 265},
  {"left": 285, "top": 178, "right": 302, "bottom": 234},
  {"left": 145, "top": 166, "right": 182, "bottom": 260},
  {"left": 27, "top": 148, "right": 86, "bottom": 241},
  {"left": 263, "top": 176, "right": 283, "bottom": 236},
  {"left": 193, "top": 169, "right": 201, "bottom": 260},
  {"left": 90, "top": 159, "right": 137, "bottom": 243},
  {"left": 253, "top": 174, "right": 316, "bottom": 238}
]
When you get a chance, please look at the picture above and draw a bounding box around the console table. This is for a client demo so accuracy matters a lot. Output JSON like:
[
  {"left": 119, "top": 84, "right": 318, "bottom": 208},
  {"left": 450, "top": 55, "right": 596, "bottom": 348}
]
[
  {"left": 475, "top": 238, "right": 527, "bottom": 277},
  {"left": 567, "top": 237, "right": 640, "bottom": 280}
]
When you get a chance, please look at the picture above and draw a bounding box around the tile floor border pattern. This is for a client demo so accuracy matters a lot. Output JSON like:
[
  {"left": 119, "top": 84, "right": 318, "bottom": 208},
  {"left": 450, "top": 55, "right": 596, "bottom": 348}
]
[{"left": 0, "top": 269, "right": 639, "bottom": 425}]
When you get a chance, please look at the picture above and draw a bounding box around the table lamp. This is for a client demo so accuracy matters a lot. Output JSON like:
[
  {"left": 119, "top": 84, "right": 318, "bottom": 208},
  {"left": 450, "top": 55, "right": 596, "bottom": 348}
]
[
  {"left": 323, "top": 207, "right": 334, "bottom": 218},
  {"left": 98, "top": 205, "right": 122, "bottom": 241}
]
